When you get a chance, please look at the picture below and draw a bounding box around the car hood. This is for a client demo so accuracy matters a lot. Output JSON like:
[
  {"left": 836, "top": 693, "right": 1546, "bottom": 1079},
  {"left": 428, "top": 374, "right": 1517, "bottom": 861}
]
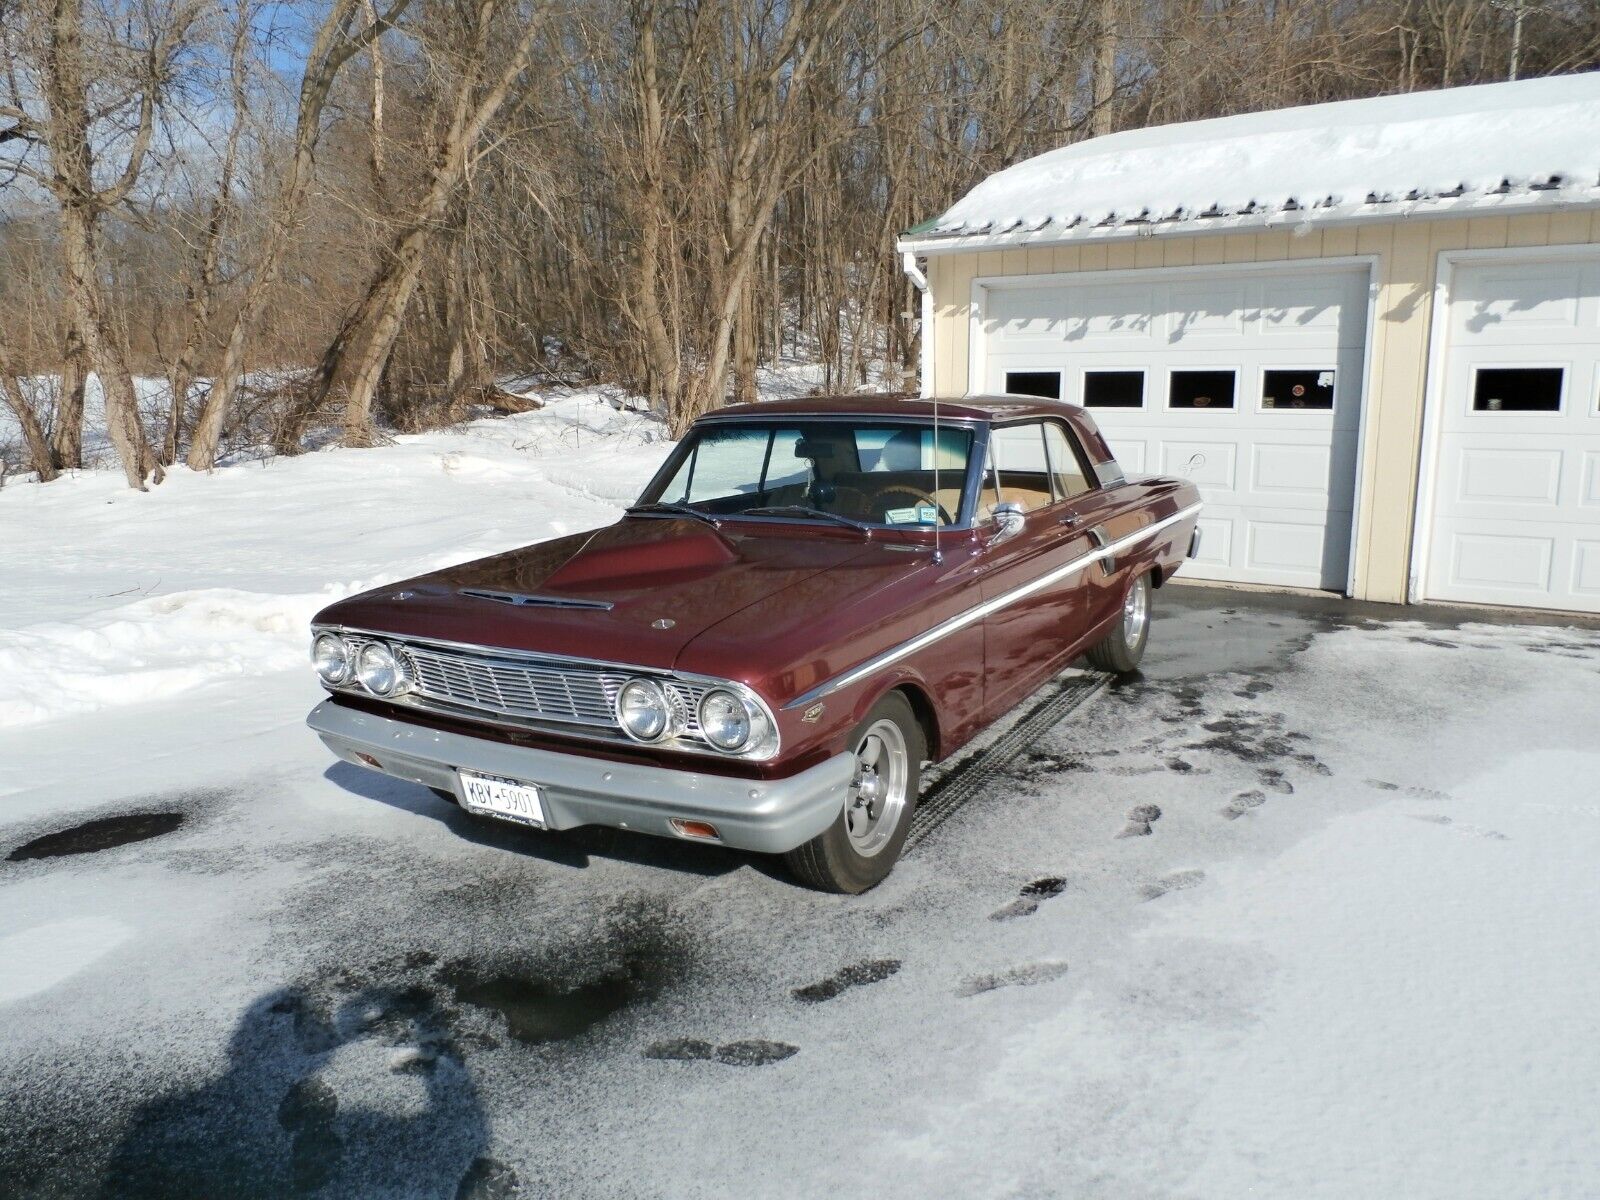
[{"left": 313, "top": 517, "right": 921, "bottom": 673}]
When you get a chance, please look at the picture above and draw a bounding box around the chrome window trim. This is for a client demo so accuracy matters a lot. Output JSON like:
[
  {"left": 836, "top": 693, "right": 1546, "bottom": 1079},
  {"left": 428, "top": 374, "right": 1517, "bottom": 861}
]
[
  {"left": 310, "top": 626, "right": 782, "bottom": 762},
  {"left": 781, "top": 502, "right": 1204, "bottom": 710}
]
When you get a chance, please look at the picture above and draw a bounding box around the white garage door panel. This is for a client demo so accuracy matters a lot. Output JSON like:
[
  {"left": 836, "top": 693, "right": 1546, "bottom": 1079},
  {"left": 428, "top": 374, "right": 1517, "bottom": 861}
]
[
  {"left": 1575, "top": 543, "right": 1600, "bottom": 596},
  {"left": 1424, "top": 255, "right": 1600, "bottom": 613},
  {"left": 1252, "top": 443, "right": 1333, "bottom": 498},
  {"left": 1448, "top": 531, "right": 1553, "bottom": 591},
  {"left": 1456, "top": 447, "right": 1563, "bottom": 504},
  {"left": 983, "top": 264, "right": 1368, "bottom": 589}
]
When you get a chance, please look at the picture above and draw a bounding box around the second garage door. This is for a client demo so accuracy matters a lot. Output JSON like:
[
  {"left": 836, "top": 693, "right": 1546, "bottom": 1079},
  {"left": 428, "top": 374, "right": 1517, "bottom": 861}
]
[
  {"left": 1421, "top": 254, "right": 1600, "bottom": 614},
  {"left": 980, "top": 264, "right": 1370, "bottom": 591}
]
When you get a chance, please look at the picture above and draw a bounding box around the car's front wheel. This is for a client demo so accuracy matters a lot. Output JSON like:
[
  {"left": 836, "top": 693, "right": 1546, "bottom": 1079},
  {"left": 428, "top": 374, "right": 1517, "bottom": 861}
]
[
  {"left": 783, "top": 692, "right": 924, "bottom": 893},
  {"left": 1083, "top": 570, "right": 1152, "bottom": 674}
]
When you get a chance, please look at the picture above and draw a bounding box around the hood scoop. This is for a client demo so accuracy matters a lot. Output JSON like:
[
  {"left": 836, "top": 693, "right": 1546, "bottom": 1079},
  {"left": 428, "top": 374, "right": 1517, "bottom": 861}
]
[{"left": 459, "top": 588, "right": 615, "bottom": 611}]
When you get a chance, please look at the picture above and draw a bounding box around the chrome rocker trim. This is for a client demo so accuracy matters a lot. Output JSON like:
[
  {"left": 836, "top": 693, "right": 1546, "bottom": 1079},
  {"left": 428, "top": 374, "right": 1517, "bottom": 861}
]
[
  {"left": 308, "top": 699, "right": 854, "bottom": 854},
  {"left": 783, "top": 502, "right": 1204, "bottom": 710}
]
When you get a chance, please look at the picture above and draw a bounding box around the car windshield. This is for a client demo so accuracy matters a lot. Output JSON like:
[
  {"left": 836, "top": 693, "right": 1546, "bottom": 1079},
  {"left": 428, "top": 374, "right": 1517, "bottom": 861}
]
[{"left": 639, "top": 421, "right": 975, "bottom": 528}]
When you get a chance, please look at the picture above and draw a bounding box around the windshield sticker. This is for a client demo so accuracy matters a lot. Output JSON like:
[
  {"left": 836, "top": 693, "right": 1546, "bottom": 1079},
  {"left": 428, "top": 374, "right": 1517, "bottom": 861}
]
[{"left": 885, "top": 504, "right": 938, "bottom": 526}]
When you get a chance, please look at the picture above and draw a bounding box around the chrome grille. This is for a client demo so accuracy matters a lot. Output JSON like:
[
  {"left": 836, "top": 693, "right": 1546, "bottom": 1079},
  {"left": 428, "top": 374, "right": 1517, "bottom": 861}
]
[{"left": 348, "top": 635, "right": 711, "bottom": 733}]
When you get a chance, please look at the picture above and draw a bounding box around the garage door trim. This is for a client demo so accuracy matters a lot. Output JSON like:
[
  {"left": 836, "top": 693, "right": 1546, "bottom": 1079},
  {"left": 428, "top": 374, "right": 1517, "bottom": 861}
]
[
  {"left": 1409, "top": 242, "right": 1600, "bottom": 608},
  {"left": 968, "top": 255, "right": 1381, "bottom": 595}
]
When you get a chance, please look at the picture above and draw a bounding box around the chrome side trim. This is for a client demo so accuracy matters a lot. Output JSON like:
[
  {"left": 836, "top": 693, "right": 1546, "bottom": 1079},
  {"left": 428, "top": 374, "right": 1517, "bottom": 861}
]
[{"left": 781, "top": 502, "right": 1203, "bottom": 710}]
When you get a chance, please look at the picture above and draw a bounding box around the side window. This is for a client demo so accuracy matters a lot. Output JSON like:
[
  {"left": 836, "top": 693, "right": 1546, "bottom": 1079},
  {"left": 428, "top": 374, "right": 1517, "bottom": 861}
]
[
  {"left": 1043, "top": 423, "right": 1092, "bottom": 500},
  {"left": 988, "top": 422, "right": 1055, "bottom": 513}
]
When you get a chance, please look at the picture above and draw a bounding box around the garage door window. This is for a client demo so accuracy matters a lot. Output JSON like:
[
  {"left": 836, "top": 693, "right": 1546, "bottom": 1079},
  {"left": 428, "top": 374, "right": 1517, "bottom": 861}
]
[
  {"left": 1004, "top": 371, "right": 1062, "bottom": 400},
  {"left": 1169, "top": 370, "right": 1236, "bottom": 410},
  {"left": 1471, "top": 367, "right": 1563, "bottom": 413},
  {"left": 1083, "top": 370, "right": 1144, "bottom": 409},
  {"left": 1263, "top": 369, "right": 1335, "bottom": 410}
]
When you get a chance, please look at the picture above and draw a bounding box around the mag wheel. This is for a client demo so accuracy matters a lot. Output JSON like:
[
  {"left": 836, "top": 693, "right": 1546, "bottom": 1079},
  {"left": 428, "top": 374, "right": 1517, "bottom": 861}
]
[
  {"left": 1084, "top": 571, "right": 1152, "bottom": 675},
  {"left": 783, "top": 692, "right": 924, "bottom": 894}
]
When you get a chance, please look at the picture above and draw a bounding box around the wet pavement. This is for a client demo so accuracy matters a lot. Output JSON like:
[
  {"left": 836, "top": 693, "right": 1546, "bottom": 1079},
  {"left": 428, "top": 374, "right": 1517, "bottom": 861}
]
[{"left": 2, "top": 586, "right": 1597, "bottom": 1198}]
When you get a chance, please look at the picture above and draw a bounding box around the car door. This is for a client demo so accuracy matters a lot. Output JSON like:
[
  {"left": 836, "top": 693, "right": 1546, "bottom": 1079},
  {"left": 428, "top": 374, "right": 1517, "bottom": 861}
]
[{"left": 978, "top": 420, "right": 1099, "bottom": 719}]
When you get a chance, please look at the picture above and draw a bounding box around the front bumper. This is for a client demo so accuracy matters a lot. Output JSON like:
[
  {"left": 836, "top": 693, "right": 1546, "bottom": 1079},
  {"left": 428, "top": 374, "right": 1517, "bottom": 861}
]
[{"left": 307, "top": 699, "right": 855, "bottom": 854}]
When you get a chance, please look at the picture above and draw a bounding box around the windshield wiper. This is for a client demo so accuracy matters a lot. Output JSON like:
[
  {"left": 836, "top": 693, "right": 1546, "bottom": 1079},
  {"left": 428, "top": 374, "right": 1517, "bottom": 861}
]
[
  {"left": 742, "top": 505, "right": 871, "bottom": 533},
  {"left": 624, "top": 502, "right": 721, "bottom": 527}
]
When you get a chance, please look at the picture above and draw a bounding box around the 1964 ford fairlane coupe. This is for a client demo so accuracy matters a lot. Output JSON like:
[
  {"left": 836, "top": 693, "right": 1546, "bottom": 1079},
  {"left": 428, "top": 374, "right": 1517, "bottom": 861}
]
[{"left": 307, "top": 396, "right": 1202, "bottom": 891}]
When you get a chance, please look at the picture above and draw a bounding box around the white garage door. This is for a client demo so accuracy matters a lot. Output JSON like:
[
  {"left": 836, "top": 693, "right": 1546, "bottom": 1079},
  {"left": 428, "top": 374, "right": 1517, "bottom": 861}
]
[
  {"left": 1423, "top": 255, "right": 1600, "bottom": 613},
  {"left": 980, "top": 264, "right": 1369, "bottom": 589}
]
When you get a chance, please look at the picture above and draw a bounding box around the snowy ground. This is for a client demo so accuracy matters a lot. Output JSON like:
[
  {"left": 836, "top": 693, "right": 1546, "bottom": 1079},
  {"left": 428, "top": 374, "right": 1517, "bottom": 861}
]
[{"left": 3, "top": 402, "right": 1599, "bottom": 1199}]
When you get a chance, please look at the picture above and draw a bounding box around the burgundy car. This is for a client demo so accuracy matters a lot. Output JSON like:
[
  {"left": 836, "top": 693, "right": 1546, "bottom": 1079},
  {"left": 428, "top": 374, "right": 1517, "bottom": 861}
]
[{"left": 307, "top": 396, "right": 1202, "bottom": 891}]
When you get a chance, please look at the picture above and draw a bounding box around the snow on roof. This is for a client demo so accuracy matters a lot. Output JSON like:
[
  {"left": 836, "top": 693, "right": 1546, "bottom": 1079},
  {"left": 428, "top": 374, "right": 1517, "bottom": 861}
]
[{"left": 906, "top": 73, "right": 1600, "bottom": 250}]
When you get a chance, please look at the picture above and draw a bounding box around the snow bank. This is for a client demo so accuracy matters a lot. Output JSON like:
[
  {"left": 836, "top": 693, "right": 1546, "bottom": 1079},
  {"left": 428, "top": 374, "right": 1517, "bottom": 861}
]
[
  {"left": 931, "top": 72, "right": 1600, "bottom": 234},
  {"left": 0, "top": 392, "right": 672, "bottom": 728}
]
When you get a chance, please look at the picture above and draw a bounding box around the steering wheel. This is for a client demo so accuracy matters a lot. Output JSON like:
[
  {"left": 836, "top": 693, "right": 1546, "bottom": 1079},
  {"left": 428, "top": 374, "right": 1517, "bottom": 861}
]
[{"left": 873, "top": 484, "right": 954, "bottom": 526}]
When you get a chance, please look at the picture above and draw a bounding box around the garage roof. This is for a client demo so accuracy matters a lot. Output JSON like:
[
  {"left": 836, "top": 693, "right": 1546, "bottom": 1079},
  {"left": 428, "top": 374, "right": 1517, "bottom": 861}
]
[{"left": 900, "top": 73, "right": 1600, "bottom": 254}]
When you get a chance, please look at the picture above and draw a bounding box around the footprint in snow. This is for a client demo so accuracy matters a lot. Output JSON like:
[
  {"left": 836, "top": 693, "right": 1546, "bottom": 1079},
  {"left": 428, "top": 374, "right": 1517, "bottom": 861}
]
[
  {"left": 1257, "top": 768, "right": 1295, "bottom": 795},
  {"left": 1408, "top": 814, "right": 1508, "bottom": 840},
  {"left": 1220, "top": 790, "right": 1266, "bottom": 820},
  {"left": 1140, "top": 868, "right": 1206, "bottom": 901},
  {"left": 644, "top": 1038, "right": 798, "bottom": 1066},
  {"left": 1116, "top": 804, "right": 1162, "bottom": 839},
  {"left": 792, "top": 958, "right": 901, "bottom": 1003},
  {"left": 958, "top": 960, "right": 1069, "bottom": 997},
  {"left": 990, "top": 877, "right": 1068, "bottom": 921},
  {"left": 455, "top": 1157, "right": 519, "bottom": 1200}
]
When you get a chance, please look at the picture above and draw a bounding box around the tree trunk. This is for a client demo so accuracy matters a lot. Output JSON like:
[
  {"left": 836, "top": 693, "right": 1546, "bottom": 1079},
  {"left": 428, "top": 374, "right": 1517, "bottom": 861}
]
[
  {"left": 1091, "top": 0, "right": 1119, "bottom": 136},
  {"left": 51, "top": 322, "right": 88, "bottom": 469},
  {"left": 0, "top": 373, "right": 60, "bottom": 482},
  {"left": 59, "top": 205, "right": 160, "bottom": 488}
]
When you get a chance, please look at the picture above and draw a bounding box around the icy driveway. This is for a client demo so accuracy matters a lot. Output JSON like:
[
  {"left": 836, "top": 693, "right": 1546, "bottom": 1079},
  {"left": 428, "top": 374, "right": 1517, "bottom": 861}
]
[{"left": 2, "top": 586, "right": 1598, "bottom": 1200}]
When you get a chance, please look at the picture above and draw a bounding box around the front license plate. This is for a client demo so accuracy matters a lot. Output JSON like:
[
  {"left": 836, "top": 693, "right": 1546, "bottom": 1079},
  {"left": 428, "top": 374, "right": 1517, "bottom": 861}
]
[{"left": 458, "top": 770, "right": 546, "bottom": 828}]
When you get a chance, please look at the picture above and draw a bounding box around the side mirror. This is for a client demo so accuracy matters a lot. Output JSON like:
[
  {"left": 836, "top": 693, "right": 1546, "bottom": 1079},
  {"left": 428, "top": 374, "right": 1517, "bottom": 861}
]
[{"left": 988, "top": 501, "right": 1026, "bottom": 547}]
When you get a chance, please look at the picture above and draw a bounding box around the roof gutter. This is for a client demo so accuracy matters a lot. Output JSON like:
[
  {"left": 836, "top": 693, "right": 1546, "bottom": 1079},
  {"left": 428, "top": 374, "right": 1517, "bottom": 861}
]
[
  {"left": 896, "top": 186, "right": 1600, "bottom": 258},
  {"left": 900, "top": 250, "right": 933, "bottom": 399}
]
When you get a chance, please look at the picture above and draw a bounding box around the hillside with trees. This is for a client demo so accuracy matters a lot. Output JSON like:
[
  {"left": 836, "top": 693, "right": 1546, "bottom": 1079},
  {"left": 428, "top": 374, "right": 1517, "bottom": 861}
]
[{"left": 3, "top": 0, "right": 1598, "bottom": 486}]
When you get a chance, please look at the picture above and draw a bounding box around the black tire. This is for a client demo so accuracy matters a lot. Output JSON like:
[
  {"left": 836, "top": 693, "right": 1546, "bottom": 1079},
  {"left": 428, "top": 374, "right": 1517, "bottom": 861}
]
[
  {"left": 1084, "top": 570, "right": 1153, "bottom": 675},
  {"left": 783, "top": 691, "right": 924, "bottom": 894}
]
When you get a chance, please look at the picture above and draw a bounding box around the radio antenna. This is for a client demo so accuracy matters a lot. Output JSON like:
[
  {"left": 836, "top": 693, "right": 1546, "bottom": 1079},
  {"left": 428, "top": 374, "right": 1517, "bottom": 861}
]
[{"left": 931, "top": 391, "right": 943, "bottom": 564}]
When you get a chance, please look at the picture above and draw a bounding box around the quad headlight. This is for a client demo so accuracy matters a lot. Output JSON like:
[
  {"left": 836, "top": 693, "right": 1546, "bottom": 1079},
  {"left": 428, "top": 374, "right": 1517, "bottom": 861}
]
[
  {"left": 312, "top": 632, "right": 352, "bottom": 684},
  {"left": 698, "top": 688, "right": 765, "bottom": 752},
  {"left": 616, "top": 678, "right": 673, "bottom": 742},
  {"left": 355, "top": 641, "right": 411, "bottom": 697}
]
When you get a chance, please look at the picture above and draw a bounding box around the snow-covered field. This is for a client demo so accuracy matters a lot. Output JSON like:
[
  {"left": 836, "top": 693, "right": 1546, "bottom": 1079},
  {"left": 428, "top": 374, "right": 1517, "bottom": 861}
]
[{"left": 3, "top": 396, "right": 1599, "bottom": 1199}]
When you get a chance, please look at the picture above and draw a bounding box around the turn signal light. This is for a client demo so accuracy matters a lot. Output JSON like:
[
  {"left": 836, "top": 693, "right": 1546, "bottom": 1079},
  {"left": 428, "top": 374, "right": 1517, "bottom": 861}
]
[{"left": 670, "top": 818, "right": 720, "bottom": 841}]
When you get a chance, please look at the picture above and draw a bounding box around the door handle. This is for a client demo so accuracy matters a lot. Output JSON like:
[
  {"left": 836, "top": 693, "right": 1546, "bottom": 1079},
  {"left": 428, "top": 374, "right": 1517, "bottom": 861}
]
[{"left": 1058, "top": 512, "right": 1081, "bottom": 527}]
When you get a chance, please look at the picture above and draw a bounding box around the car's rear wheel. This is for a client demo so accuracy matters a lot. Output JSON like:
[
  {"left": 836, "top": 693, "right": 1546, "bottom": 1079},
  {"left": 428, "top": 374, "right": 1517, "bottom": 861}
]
[
  {"left": 1084, "top": 570, "right": 1152, "bottom": 675},
  {"left": 783, "top": 692, "right": 924, "bottom": 893}
]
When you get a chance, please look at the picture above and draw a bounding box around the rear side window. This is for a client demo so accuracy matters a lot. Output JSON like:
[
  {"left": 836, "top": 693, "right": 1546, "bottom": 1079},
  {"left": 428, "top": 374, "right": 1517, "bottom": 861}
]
[{"left": 1043, "top": 423, "right": 1092, "bottom": 499}]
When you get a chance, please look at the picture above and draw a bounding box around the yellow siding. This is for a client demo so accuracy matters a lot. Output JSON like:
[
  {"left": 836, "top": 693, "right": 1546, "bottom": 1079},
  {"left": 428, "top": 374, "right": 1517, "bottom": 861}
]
[{"left": 923, "top": 212, "right": 1600, "bottom": 604}]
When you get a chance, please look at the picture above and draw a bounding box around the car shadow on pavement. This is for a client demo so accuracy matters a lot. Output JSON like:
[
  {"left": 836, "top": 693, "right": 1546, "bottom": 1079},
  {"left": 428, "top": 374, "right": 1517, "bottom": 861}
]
[
  {"left": 322, "top": 762, "right": 776, "bottom": 882},
  {"left": 100, "top": 983, "right": 512, "bottom": 1199}
]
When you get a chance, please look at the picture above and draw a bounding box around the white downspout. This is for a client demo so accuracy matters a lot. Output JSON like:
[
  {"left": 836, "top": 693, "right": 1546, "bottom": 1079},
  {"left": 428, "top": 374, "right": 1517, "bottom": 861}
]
[{"left": 901, "top": 250, "right": 933, "bottom": 398}]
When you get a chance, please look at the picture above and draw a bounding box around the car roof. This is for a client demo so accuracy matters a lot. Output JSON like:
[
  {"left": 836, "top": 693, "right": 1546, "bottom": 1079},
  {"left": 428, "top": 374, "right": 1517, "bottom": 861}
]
[{"left": 701, "top": 394, "right": 1081, "bottom": 423}]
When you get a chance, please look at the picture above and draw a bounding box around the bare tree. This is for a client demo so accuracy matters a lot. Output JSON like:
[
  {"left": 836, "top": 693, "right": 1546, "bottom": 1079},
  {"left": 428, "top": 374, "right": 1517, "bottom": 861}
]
[
  {"left": 184, "top": 0, "right": 411, "bottom": 470},
  {"left": 3, "top": 0, "right": 206, "bottom": 487},
  {"left": 315, "top": 0, "right": 553, "bottom": 446}
]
